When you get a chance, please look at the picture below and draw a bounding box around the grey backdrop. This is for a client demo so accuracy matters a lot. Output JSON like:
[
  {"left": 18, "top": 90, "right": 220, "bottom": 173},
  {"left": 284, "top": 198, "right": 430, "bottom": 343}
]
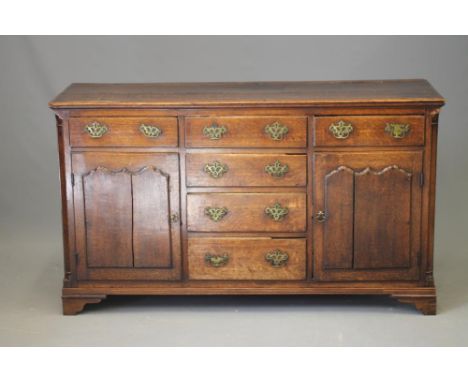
[{"left": 0, "top": 36, "right": 467, "bottom": 346}]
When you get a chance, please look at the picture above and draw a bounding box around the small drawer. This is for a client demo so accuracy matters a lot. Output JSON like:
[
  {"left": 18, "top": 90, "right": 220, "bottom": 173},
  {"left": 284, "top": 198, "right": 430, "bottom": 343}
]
[
  {"left": 188, "top": 237, "right": 306, "bottom": 280},
  {"left": 314, "top": 115, "right": 425, "bottom": 146},
  {"left": 69, "top": 117, "right": 178, "bottom": 147},
  {"left": 186, "top": 153, "right": 307, "bottom": 187},
  {"left": 187, "top": 193, "right": 306, "bottom": 232},
  {"left": 185, "top": 116, "right": 307, "bottom": 148}
]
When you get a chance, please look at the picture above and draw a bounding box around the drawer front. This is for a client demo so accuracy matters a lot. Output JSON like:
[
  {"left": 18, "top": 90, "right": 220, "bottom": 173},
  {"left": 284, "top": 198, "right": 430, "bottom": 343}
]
[
  {"left": 186, "top": 154, "right": 307, "bottom": 187},
  {"left": 69, "top": 117, "right": 178, "bottom": 147},
  {"left": 185, "top": 116, "right": 307, "bottom": 148},
  {"left": 314, "top": 115, "right": 425, "bottom": 146},
  {"left": 187, "top": 193, "right": 306, "bottom": 232},
  {"left": 188, "top": 237, "right": 306, "bottom": 280}
]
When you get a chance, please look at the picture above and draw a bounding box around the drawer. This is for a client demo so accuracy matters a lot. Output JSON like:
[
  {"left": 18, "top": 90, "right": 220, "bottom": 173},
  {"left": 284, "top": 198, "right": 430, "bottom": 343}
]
[
  {"left": 314, "top": 115, "right": 425, "bottom": 146},
  {"left": 186, "top": 153, "right": 307, "bottom": 187},
  {"left": 187, "top": 193, "right": 306, "bottom": 232},
  {"left": 185, "top": 116, "right": 307, "bottom": 148},
  {"left": 69, "top": 117, "right": 178, "bottom": 147},
  {"left": 188, "top": 237, "right": 306, "bottom": 280}
]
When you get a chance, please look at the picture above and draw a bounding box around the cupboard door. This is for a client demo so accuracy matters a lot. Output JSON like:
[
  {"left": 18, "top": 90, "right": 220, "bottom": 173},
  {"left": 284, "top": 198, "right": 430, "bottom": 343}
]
[
  {"left": 313, "top": 152, "right": 423, "bottom": 281},
  {"left": 72, "top": 153, "right": 181, "bottom": 280}
]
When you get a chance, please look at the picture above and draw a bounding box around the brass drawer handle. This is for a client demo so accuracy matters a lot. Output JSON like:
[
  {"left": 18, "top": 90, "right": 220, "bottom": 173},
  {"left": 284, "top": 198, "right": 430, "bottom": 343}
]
[
  {"left": 205, "top": 207, "right": 228, "bottom": 222},
  {"left": 265, "top": 202, "right": 289, "bottom": 221},
  {"left": 205, "top": 253, "right": 229, "bottom": 267},
  {"left": 385, "top": 123, "right": 410, "bottom": 139},
  {"left": 84, "top": 121, "right": 108, "bottom": 138},
  {"left": 265, "top": 160, "right": 289, "bottom": 177},
  {"left": 203, "top": 123, "right": 227, "bottom": 139},
  {"left": 265, "top": 121, "right": 289, "bottom": 140},
  {"left": 315, "top": 210, "right": 327, "bottom": 223},
  {"left": 329, "top": 120, "right": 354, "bottom": 139},
  {"left": 204, "top": 161, "right": 229, "bottom": 178},
  {"left": 265, "top": 249, "right": 289, "bottom": 267},
  {"left": 140, "top": 124, "right": 162, "bottom": 138}
]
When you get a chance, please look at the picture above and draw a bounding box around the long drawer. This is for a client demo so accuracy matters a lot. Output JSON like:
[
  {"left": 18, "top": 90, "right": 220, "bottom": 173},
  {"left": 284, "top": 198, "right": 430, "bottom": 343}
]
[
  {"left": 314, "top": 115, "right": 425, "bottom": 146},
  {"left": 69, "top": 117, "right": 178, "bottom": 147},
  {"left": 185, "top": 116, "right": 307, "bottom": 148},
  {"left": 186, "top": 153, "right": 307, "bottom": 187},
  {"left": 188, "top": 237, "right": 306, "bottom": 280},
  {"left": 187, "top": 193, "right": 307, "bottom": 232}
]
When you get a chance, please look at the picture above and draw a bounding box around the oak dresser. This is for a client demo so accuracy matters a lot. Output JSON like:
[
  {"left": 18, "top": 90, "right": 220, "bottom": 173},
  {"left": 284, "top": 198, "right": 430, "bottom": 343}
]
[{"left": 49, "top": 80, "right": 444, "bottom": 315}]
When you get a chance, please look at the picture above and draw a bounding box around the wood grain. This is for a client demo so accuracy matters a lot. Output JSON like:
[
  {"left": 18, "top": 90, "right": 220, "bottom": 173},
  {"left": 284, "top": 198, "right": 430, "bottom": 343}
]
[
  {"left": 83, "top": 168, "right": 133, "bottom": 267},
  {"left": 132, "top": 168, "right": 172, "bottom": 268},
  {"left": 323, "top": 166, "right": 354, "bottom": 269},
  {"left": 314, "top": 115, "right": 425, "bottom": 147},
  {"left": 313, "top": 151, "right": 422, "bottom": 281},
  {"left": 186, "top": 153, "right": 307, "bottom": 187},
  {"left": 188, "top": 237, "right": 306, "bottom": 280},
  {"left": 72, "top": 152, "right": 182, "bottom": 281},
  {"left": 69, "top": 117, "right": 178, "bottom": 147},
  {"left": 354, "top": 167, "right": 412, "bottom": 269},
  {"left": 49, "top": 80, "right": 445, "bottom": 108},
  {"left": 185, "top": 116, "right": 307, "bottom": 148},
  {"left": 187, "top": 193, "right": 307, "bottom": 232}
]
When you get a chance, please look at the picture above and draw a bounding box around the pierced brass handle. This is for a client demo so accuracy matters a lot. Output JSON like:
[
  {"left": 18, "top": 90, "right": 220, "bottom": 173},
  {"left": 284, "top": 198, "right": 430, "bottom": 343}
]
[
  {"left": 265, "top": 160, "right": 289, "bottom": 177},
  {"left": 170, "top": 212, "right": 179, "bottom": 223},
  {"left": 140, "top": 124, "right": 162, "bottom": 138},
  {"left": 203, "top": 123, "right": 227, "bottom": 139},
  {"left": 329, "top": 120, "right": 354, "bottom": 139},
  {"left": 205, "top": 207, "right": 228, "bottom": 222},
  {"left": 315, "top": 211, "right": 327, "bottom": 223},
  {"left": 265, "top": 249, "right": 289, "bottom": 267},
  {"left": 205, "top": 253, "right": 229, "bottom": 267},
  {"left": 265, "top": 202, "right": 289, "bottom": 221},
  {"left": 204, "top": 161, "right": 228, "bottom": 178},
  {"left": 84, "top": 121, "right": 108, "bottom": 138},
  {"left": 265, "top": 122, "right": 289, "bottom": 140},
  {"left": 385, "top": 123, "right": 410, "bottom": 139}
]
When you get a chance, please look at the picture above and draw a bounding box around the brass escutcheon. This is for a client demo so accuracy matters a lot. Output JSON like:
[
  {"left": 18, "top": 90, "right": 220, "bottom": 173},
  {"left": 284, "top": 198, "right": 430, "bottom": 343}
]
[
  {"left": 170, "top": 212, "right": 179, "bottom": 223},
  {"left": 315, "top": 210, "right": 327, "bottom": 223}
]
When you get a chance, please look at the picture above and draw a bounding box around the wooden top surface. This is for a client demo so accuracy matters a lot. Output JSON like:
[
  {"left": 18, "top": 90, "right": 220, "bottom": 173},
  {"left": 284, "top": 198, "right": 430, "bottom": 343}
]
[{"left": 49, "top": 79, "right": 444, "bottom": 108}]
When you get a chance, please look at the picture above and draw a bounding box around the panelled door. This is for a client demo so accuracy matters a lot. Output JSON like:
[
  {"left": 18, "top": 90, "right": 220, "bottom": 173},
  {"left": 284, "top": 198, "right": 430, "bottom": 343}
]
[
  {"left": 72, "top": 152, "right": 181, "bottom": 280},
  {"left": 313, "top": 151, "right": 423, "bottom": 281}
]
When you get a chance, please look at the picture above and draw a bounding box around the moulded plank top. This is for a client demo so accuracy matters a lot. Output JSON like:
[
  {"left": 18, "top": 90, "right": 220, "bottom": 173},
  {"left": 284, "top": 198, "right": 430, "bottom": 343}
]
[{"left": 49, "top": 79, "right": 445, "bottom": 109}]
